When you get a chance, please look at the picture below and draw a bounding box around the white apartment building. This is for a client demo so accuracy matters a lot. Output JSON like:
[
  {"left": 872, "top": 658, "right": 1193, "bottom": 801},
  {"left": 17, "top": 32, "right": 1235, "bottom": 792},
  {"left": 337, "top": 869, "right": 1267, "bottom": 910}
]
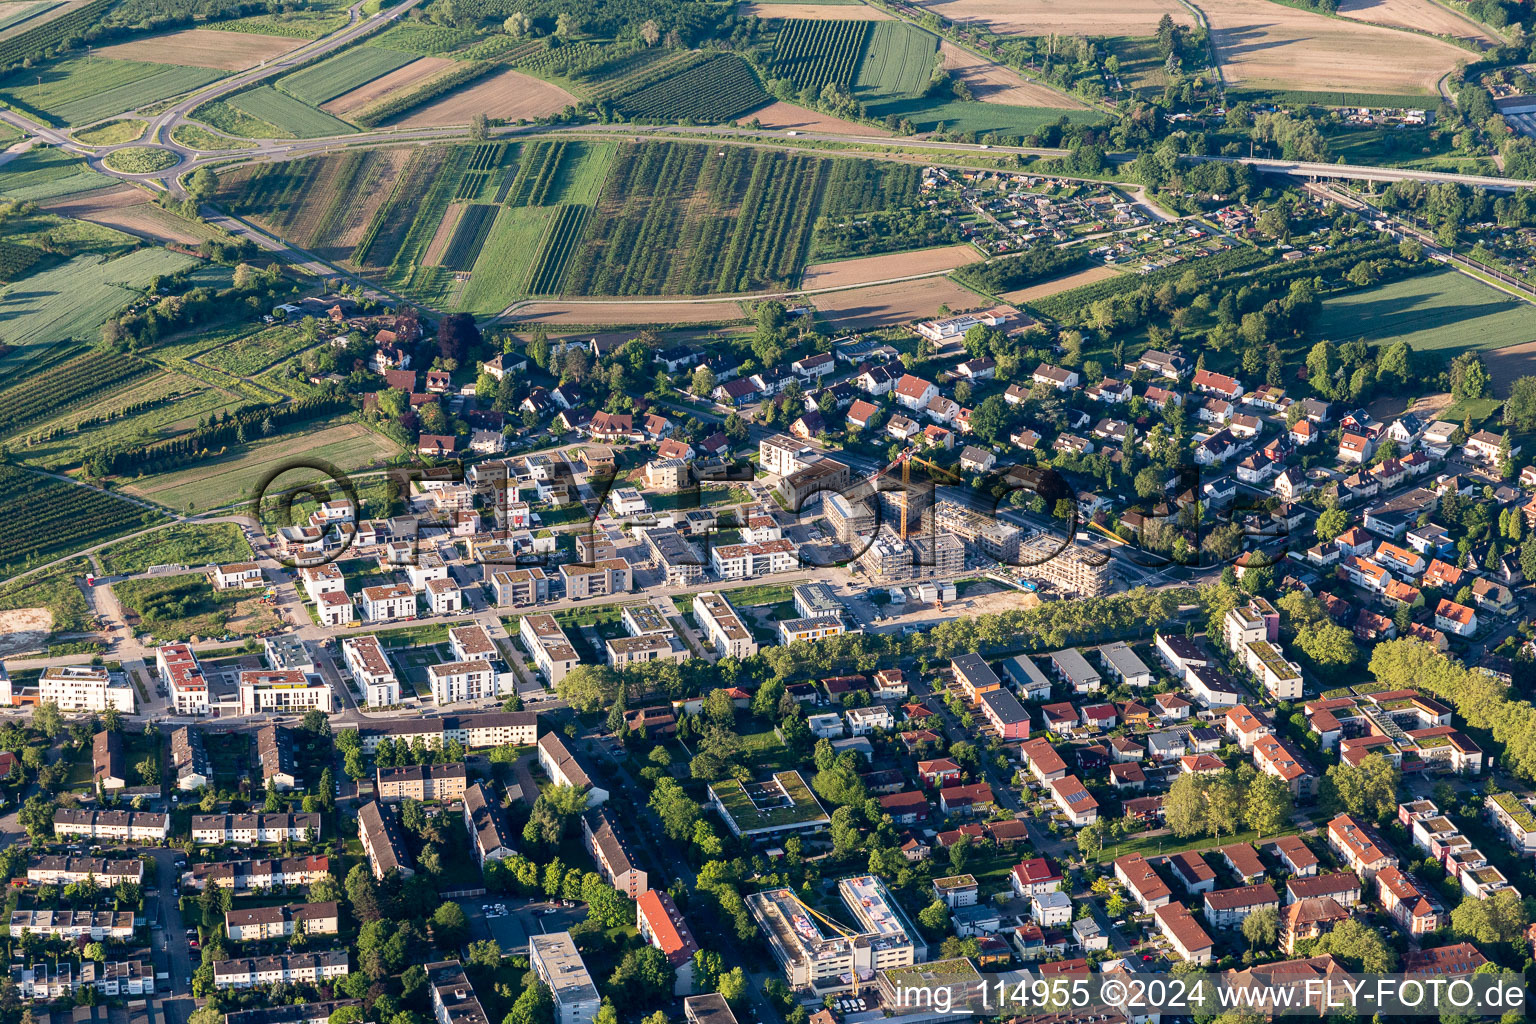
[
  {"left": 694, "top": 592, "right": 758, "bottom": 659},
  {"left": 341, "top": 636, "right": 400, "bottom": 706},
  {"left": 519, "top": 613, "right": 580, "bottom": 685},
  {"left": 212, "top": 951, "right": 349, "bottom": 989},
  {"left": 428, "top": 660, "right": 502, "bottom": 705},
  {"left": 450, "top": 623, "right": 497, "bottom": 662},
  {"left": 315, "top": 591, "right": 356, "bottom": 627},
  {"left": 710, "top": 540, "right": 797, "bottom": 580},
  {"left": 361, "top": 583, "right": 416, "bottom": 622},
  {"left": 426, "top": 578, "right": 462, "bottom": 615},
  {"left": 191, "top": 812, "right": 322, "bottom": 844},
  {"left": 52, "top": 809, "right": 169, "bottom": 842},
  {"left": 38, "top": 666, "right": 135, "bottom": 713},
  {"left": 239, "top": 671, "right": 333, "bottom": 715},
  {"left": 157, "top": 643, "right": 209, "bottom": 715},
  {"left": 297, "top": 564, "right": 345, "bottom": 603}
]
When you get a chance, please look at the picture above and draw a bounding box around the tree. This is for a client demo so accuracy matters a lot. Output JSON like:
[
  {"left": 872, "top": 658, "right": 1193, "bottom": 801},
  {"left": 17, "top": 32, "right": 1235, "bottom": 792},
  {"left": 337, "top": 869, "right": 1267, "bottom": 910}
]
[
  {"left": 1164, "top": 772, "right": 1207, "bottom": 837},
  {"left": 431, "top": 901, "right": 469, "bottom": 948},
  {"left": 503, "top": 12, "right": 531, "bottom": 36},
  {"left": 1450, "top": 352, "right": 1491, "bottom": 401},
  {"left": 1315, "top": 507, "right": 1349, "bottom": 542},
  {"left": 468, "top": 112, "right": 489, "bottom": 141},
  {"left": 1241, "top": 906, "right": 1278, "bottom": 949},
  {"left": 918, "top": 900, "right": 948, "bottom": 933},
  {"left": 1294, "top": 622, "right": 1357, "bottom": 669},
  {"left": 1450, "top": 887, "right": 1527, "bottom": 944},
  {"left": 690, "top": 366, "right": 716, "bottom": 397},
  {"left": 1244, "top": 774, "right": 1294, "bottom": 838},
  {"left": 186, "top": 167, "right": 219, "bottom": 201},
  {"left": 1322, "top": 753, "right": 1400, "bottom": 821},
  {"left": 1312, "top": 918, "right": 1396, "bottom": 971},
  {"left": 506, "top": 981, "right": 555, "bottom": 1024},
  {"left": 33, "top": 701, "right": 61, "bottom": 739},
  {"left": 717, "top": 967, "right": 748, "bottom": 1005}
]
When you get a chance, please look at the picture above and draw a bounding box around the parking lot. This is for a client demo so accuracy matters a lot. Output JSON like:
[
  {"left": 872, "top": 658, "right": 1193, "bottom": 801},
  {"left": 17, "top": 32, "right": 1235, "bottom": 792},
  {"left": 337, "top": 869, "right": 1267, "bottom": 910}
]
[{"left": 457, "top": 896, "right": 587, "bottom": 954}]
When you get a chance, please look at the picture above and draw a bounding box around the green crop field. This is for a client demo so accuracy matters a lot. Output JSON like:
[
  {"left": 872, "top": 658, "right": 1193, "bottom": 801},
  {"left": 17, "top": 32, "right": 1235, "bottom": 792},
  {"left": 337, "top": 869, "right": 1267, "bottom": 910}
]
[
  {"left": 853, "top": 21, "right": 937, "bottom": 100},
  {"left": 0, "top": 148, "right": 116, "bottom": 203},
  {"left": 0, "top": 465, "right": 168, "bottom": 577},
  {"left": 0, "top": 350, "right": 154, "bottom": 441},
  {"left": 99, "top": 522, "right": 253, "bottom": 574},
  {"left": 440, "top": 202, "right": 498, "bottom": 271},
  {"left": 865, "top": 95, "right": 1100, "bottom": 135},
  {"left": 227, "top": 85, "right": 357, "bottom": 137},
  {"left": 458, "top": 205, "right": 553, "bottom": 315},
  {"left": 0, "top": 250, "right": 199, "bottom": 374},
  {"left": 1311, "top": 268, "right": 1536, "bottom": 353},
  {"left": 0, "top": 58, "right": 221, "bottom": 127},
  {"left": 277, "top": 45, "right": 416, "bottom": 106}
]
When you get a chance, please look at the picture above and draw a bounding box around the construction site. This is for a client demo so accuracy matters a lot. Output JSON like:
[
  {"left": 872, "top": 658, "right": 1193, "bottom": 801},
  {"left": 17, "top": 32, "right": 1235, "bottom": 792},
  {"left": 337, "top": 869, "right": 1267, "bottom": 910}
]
[{"left": 746, "top": 876, "right": 921, "bottom": 996}]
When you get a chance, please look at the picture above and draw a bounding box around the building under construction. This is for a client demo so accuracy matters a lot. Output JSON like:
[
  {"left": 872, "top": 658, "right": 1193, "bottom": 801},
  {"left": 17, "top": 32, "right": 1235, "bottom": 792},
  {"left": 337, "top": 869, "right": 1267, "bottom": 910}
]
[
  {"left": 932, "top": 501, "right": 1022, "bottom": 563},
  {"left": 746, "top": 876, "right": 920, "bottom": 995},
  {"left": 1018, "top": 531, "right": 1113, "bottom": 597}
]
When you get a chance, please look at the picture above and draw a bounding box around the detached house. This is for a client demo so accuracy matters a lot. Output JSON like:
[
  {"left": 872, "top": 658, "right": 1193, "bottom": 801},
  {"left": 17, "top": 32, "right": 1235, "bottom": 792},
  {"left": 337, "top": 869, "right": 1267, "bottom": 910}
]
[{"left": 1032, "top": 364, "right": 1078, "bottom": 391}]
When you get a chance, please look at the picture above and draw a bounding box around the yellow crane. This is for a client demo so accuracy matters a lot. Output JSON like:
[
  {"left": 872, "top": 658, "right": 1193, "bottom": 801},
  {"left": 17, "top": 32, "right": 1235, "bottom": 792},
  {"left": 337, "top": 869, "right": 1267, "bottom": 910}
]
[
  {"left": 785, "top": 891, "right": 857, "bottom": 937},
  {"left": 892, "top": 449, "right": 962, "bottom": 540}
]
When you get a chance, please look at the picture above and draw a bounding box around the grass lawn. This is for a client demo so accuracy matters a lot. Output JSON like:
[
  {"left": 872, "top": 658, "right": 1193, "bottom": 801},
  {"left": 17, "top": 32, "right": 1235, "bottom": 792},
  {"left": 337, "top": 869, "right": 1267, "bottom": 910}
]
[
  {"left": 375, "top": 622, "right": 452, "bottom": 647},
  {"left": 1441, "top": 396, "right": 1502, "bottom": 427},
  {"left": 1091, "top": 825, "right": 1302, "bottom": 865},
  {"left": 1311, "top": 267, "right": 1536, "bottom": 353},
  {"left": 734, "top": 722, "right": 799, "bottom": 772},
  {"left": 120, "top": 420, "right": 402, "bottom": 512},
  {"left": 73, "top": 119, "right": 146, "bottom": 145},
  {"left": 0, "top": 58, "right": 221, "bottom": 126},
  {"left": 99, "top": 522, "right": 254, "bottom": 574},
  {"left": 458, "top": 205, "right": 552, "bottom": 316},
  {"left": 722, "top": 582, "right": 795, "bottom": 607}
]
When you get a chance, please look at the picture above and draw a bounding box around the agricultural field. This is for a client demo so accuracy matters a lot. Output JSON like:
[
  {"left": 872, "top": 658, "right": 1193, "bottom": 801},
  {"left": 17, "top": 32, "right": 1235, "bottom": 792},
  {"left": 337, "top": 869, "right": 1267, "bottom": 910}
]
[
  {"left": 0, "top": 465, "right": 168, "bottom": 578},
  {"left": 770, "top": 18, "right": 870, "bottom": 92},
  {"left": 276, "top": 45, "right": 417, "bottom": 106},
  {"left": 98, "top": 522, "right": 254, "bottom": 575},
  {"left": 561, "top": 142, "right": 826, "bottom": 296},
  {"left": 865, "top": 95, "right": 1099, "bottom": 134},
  {"left": 1311, "top": 268, "right": 1536, "bottom": 354},
  {"left": 171, "top": 123, "right": 255, "bottom": 150},
  {"left": 208, "top": 7, "right": 351, "bottom": 39},
  {"left": 740, "top": 2, "right": 889, "bottom": 17},
  {"left": 0, "top": 0, "right": 109, "bottom": 66},
  {"left": 10, "top": 371, "right": 245, "bottom": 472},
  {"left": 939, "top": 41, "right": 1083, "bottom": 108},
  {"left": 852, "top": 21, "right": 938, "bottom": 101},
  {"left": 0, "top": 240, "right": 41, "bottom": 283},
  {"left": 1199, "top": 0, "right": 1470, "bottom": 95},
  {"left": 0, "top": 249, "right": 199, "bottom": 374},
  {"left": 743, "top": 99, "right": 882, "bottom": 134},
  {"left": 93, "top": 27, "right": 302, "bottom": 70},
  {"left": 614, "top": 53, "right": 769, "bottom": 123},
  {"left": 120, "top": 419, "right": 403, "bottom": 511},
  {"left": 907, "top": 0, "right": 1191, "bottom": 35},
  {"left": 216, "top": 147, "right": 417, "bottom": 260},
  {"left": 389, "top": 67, "right": 575, "bottom": 127},
  {"left": 458, "top": 206, "right": 554, "bottom": 315},
  {"left": 0, "top": 0, "right": 66, "bottom": 36},
  {"left": 320, "top": 56, "right": 456, "bottom": 116},
  {"left": 0, "top": 58, "right": 221, "bottom": 127},
  {"left": 809, "top": 275, "right": 986, "bottom": 328},
  {"left": 1336, "top": 0, "right": 1497, "bottom": 45},
  {"left": 0, "top": 350, "right": 154, "bottom": 440},
  {"left": 45, "top": 185, "right": 214, "bottom": 246},
  {"left": 226, "top": 85, "right": 357, "bottom": 137},
  {"left": 798, "top": 244, "right": 981, "bottom": 289}
]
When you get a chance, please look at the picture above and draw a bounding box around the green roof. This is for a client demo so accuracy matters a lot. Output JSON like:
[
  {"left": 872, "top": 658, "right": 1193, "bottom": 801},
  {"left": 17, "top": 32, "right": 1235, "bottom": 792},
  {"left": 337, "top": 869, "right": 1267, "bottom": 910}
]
[
  {"left": 881, "top": 958, "right": 983, "bottom": 987},
  {"left": 710, "top": 771, "right": 828, "bottom": 833},
  {"left": 1491, "top": 792, "right": 1536, "bottom": 833}
]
